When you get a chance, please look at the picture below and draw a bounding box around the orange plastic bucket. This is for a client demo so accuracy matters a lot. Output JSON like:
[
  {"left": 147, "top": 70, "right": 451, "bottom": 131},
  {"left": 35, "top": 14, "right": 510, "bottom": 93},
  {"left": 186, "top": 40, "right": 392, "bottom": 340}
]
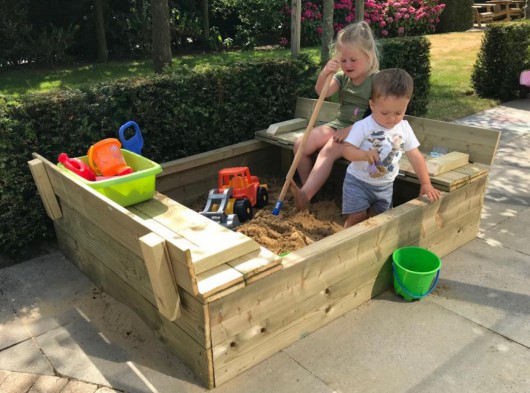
[{"left": 87, "top": 138, "right": 132, "bottom": 176}]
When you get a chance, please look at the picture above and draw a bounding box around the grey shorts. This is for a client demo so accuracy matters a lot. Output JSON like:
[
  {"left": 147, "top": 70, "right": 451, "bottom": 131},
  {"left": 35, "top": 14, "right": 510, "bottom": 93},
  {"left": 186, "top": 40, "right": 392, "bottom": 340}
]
[{"left": 342, "top": 172, "right": 393, "bottom": 215}]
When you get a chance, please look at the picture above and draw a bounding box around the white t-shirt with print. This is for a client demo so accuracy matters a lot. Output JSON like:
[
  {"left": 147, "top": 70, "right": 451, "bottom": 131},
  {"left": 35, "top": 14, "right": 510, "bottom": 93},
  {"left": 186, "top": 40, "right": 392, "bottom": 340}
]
[{"left": 344, "top": 115, "right": 420, "bottom": 186}]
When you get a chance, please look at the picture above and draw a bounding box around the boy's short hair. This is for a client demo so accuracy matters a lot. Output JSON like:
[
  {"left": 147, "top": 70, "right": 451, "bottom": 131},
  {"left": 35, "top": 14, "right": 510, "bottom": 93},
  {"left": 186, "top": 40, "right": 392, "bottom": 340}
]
[{"left": 371, "top": 68, "right": 414, "bottom": 101}]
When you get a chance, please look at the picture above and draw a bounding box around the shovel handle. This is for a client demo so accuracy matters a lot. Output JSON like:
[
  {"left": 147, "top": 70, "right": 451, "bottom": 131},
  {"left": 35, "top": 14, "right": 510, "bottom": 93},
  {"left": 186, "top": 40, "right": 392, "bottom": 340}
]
[{"left": 272, "top": 73, "right": 334, "bottom": 215}]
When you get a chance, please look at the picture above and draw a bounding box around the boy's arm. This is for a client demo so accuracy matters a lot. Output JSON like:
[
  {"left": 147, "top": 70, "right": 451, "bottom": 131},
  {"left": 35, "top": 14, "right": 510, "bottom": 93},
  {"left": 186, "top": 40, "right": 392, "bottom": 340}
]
[
  {"left": 343, "top": 142, "right": 379, "bottom": 163},
  {"left": 405, "top": 148, "right": 441, "bottom": 202}
]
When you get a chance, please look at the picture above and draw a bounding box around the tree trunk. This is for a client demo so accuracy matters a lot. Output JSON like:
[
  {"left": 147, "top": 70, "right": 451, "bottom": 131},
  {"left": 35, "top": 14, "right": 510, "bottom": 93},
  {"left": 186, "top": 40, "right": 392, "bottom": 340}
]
[
  {"left": 525, "top": 0, "right": 530, "bottom": 19},
  {"left": 355, "top": 0, "right": 364, "bottom": 22},
  {"left": 201, "top": 0, "right": 210, "bottom": 51},
  {"left": 94, "top": 0, "right": 108, "bottom": 62},
  {"left": 291, "top": 0, "right": 301, "bottom": 56},
  {"left": 320, "top": 0, "right": 334, "bottom": 66},
  {"left": 151, "top": 0, "right": 172, "bottom": 74}
]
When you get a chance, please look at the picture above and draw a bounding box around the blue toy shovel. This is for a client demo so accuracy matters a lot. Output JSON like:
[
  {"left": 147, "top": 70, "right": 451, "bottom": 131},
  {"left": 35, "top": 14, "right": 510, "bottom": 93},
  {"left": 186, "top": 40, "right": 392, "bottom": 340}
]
[{"left": 118, "top": 120, "right": 144, "bottom": 155}]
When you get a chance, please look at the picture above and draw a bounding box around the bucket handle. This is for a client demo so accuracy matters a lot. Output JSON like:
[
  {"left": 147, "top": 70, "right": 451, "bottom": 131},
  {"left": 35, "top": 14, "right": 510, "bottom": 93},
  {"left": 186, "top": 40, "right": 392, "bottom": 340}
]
[{"left": 392, "top": 263, "right": 440, "bottom": 300}]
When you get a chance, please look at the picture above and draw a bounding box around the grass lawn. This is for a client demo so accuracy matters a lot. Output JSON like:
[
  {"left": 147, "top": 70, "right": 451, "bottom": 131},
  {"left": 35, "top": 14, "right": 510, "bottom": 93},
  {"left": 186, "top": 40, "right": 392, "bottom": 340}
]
[
  {"left": 0, "top": 31, "right": 498, "bottom": 121},
  {"left": 425, "top": 31, "right": 498, "bottom": 121}
]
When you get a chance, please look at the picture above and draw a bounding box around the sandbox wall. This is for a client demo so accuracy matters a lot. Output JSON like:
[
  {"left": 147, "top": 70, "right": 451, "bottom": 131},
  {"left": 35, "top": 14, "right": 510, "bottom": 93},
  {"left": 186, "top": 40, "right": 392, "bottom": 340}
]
[{"left": 29, "top": 100, "right": 500, "bottom": 388}]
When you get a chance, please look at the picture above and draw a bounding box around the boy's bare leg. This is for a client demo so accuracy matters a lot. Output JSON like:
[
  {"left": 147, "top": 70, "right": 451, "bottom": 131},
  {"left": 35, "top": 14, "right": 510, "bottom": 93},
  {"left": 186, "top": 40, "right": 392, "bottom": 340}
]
[
  {"left": 344, "top": 210, "right": 368, "bottom": 228},
  {"left": 293, "top": 125, "right": 336, "bottom": 184},
  {"left": 297, "top": 138, "right": 345, "bottom": 208}
]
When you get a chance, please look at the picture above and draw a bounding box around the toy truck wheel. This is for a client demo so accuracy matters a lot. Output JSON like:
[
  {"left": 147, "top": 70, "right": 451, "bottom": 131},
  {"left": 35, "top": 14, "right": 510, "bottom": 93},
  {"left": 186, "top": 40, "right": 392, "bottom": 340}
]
[
  {"left": 233, "top": 198, "right": 253, "bottom": 222},
  {"left": 255, "top": 186, "right": 269, "bottom": 208}
]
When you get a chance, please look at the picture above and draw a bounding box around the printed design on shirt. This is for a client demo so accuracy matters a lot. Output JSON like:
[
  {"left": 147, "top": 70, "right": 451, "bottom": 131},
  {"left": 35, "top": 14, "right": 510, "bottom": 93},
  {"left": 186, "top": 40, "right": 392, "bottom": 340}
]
[{"left": 367, "top": 130, "right": 403, "bottom": 174}]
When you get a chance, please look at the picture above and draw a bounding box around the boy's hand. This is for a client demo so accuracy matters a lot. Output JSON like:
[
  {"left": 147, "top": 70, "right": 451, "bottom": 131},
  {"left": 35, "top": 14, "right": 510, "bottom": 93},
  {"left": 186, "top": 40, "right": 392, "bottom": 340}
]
[
  {"left": 420, "top": 183, "right": 441, "bottom": 202},
  {"left": 365, "top": 149, "right": 380, "bottom": 164}
]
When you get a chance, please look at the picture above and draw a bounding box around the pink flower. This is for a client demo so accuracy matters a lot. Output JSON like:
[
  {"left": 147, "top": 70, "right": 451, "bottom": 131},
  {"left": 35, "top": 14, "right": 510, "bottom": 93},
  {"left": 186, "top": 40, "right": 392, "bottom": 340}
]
[
  {"left": 316, "top": 27, "right": 323, "bottom": 34},
  {"left": 398, "top": 27, "right": 405, "bottom": 35},
  {"left": 381, "top": 30, "right": 389, "bottom": 36}
]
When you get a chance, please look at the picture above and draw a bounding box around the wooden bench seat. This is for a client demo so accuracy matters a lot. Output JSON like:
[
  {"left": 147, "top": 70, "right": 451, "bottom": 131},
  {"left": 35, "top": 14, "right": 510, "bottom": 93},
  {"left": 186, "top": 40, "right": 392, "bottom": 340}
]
[
  {"left": 473, "top": 6, "right": 494, "bottom": 26},
  {"left": 255, "top": 97, "right": 498, "bottom": 192}
]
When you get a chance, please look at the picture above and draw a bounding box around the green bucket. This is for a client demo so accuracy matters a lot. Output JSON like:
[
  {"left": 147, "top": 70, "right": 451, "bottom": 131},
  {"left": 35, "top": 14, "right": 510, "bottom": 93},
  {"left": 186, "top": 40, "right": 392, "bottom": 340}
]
[{"left": 392, "top": 247, "right": 441, "bottom": 301}]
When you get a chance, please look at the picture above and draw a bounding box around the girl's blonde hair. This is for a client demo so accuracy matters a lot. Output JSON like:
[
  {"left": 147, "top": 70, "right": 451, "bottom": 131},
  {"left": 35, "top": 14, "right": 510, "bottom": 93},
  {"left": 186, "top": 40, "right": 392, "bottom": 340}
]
[{"left": 331, "top": 21, "right": 379, "bottom": 75}]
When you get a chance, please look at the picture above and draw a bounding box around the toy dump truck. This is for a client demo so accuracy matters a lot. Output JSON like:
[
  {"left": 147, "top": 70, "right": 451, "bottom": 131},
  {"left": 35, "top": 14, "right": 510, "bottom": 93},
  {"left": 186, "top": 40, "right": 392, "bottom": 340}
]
[{"left": 200, "top": 166, "right": 268, "bottom": 228}]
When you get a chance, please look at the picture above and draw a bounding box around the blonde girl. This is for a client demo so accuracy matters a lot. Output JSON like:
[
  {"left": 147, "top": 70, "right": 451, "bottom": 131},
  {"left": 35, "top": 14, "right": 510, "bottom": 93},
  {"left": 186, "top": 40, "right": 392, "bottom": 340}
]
[{"left": 291, "top": 21, "right": 380, "bottom": 210}]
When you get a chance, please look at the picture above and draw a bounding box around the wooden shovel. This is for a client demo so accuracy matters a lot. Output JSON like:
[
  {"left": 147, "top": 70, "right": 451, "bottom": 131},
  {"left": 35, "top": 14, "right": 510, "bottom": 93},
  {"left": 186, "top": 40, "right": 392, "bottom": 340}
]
[{"left": 272, "top": 72, "right": 334, "bottom": 215}]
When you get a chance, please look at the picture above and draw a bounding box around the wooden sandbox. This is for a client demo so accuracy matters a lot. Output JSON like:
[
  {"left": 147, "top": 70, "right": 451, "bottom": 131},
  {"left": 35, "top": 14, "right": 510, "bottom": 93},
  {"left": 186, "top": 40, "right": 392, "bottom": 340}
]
[{"left": 29, "top": 98, "right": 500, "bottom": 388}]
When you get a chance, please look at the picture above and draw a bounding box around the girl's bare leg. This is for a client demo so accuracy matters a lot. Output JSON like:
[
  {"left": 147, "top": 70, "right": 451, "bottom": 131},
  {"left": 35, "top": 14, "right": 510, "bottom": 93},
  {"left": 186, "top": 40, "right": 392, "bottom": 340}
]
[
  {"left": 298, "top": 138, "right": 345, "bottom": 208},
  {"left": 293, "top": 125, "right": 336, "bottom": 184}
]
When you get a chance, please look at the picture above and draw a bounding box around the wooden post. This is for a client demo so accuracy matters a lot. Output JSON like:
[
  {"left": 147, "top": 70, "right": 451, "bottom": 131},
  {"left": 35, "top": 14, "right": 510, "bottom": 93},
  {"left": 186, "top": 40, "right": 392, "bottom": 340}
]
[
  {"left": 291, "top": 0, "right": 301, "bottom": 56},
  {"left": 140, "top": 232, "right": 181, "bottom": 321},
  {"left": 28, "top": 158, "right": 62, "bottom": 220}
]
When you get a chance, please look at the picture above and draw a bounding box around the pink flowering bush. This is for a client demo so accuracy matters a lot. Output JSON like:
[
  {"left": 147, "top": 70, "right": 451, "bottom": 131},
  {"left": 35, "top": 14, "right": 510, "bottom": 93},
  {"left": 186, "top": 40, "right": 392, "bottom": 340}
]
[{"left": 281, "top": 0, "right": 445, "bottom": 44}]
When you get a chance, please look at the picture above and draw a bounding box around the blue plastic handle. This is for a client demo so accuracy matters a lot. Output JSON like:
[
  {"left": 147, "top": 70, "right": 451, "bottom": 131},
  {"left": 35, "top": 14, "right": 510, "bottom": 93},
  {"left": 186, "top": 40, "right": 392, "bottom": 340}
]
[
  {"left": 118, "top": 120, "right": 144, "bottom": 155},
  {"left": 392, "top": 263, "right": 440, "bottom": 300}
]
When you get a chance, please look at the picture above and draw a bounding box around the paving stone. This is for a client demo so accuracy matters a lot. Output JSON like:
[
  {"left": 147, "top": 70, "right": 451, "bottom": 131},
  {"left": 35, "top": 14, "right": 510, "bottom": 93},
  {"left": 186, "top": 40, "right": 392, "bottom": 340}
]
[
  {"left": 95, "top": 388, "right": 123, "bottom": 393},
  {"left": 0, "top": 338, "right": 53, "bottom": 375},
  {"left": 0, "top": 371, "right": 38, "bottom": 393},
  {"left": 61, "top": 380, "right": 98, "bottom": 393},
  {"left": 29, "top": 375, "right": 69, "bottom": 393},
  {"left": 0, "top": 370, "right": 8, "bottom": 385}
]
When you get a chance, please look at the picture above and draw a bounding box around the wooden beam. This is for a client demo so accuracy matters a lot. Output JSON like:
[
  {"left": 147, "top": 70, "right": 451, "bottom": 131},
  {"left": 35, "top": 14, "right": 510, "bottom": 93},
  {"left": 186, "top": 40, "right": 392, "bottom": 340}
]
[
  {"left": 140, "top": 233, "right": 181, "bottom": 321},
  {"left": 28, "top": 158, "right": 62, "bottom": 220},
  {"left": 266, "top": 118, "right": 307, "bottom": 135}
]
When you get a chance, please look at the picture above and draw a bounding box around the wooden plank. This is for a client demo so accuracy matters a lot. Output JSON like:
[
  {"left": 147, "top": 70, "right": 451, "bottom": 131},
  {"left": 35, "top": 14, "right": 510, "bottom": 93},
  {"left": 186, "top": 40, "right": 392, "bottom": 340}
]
[
  {"left": 294, "top": 97, "right": 339, "bottom": 124},
  {"left": 213, "top": 271, "right": 391, "bottom": 386},
  {"left": 32, "top": 153, "right": 199, "bottom": 296},
  {"left": 28, "top": 158, "right": 62, "bottom": 220},
  {"left": 255, "top": 129, "right": 301, "bottom": 148},
  {"left": 196, "top": 264, "right": 245, "bottom": 299},
  {"left": 266, "top": 118, "right": 307, "bottom": 135},
  {"left": 425, "top": 151, "right": 469, "bottom": 176},
  {"left": 160, "top": 140, "right": 271, "bottom": 176},
  {"left": 245, "top": 264, "right": 283, "bottom": 285},
  {"left": 227, "top": 247, "right": 281, "bottom": 282},
  {"left": 140, "top": 233, "right": 182, "bottom": 321},
  {"left": 406, "top": 116, "right": 500, "bottom": 166},
  {"left": 157, "top": 144, "right": 281, "bottom": 205},
  {"left": 55, "top": 227, "right": 214, "bottom": 388},
  {"left": 56, "top": 202, "right": 209, "bottom": 347},
  {"left": 132, "top": 192, "right": 260, "bottom": 275},
  {"left": 452, "top": 162, "right": 489, "bottom": 181}
]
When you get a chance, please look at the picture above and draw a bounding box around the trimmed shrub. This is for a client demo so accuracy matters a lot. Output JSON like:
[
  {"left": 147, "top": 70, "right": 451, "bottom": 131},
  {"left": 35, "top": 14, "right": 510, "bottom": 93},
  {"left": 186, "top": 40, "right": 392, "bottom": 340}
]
[
  {"left": 0, "top": 56, "right": 317, "bottom": 259},
  {"left": 380, "top": 36, "right": 431, "bottom": 116},
  {"left": 472, "top": 21, "right": 530, "bottom": 101},
  {"left": 436, "top": 0, "right": 474, "bottom": 33}
]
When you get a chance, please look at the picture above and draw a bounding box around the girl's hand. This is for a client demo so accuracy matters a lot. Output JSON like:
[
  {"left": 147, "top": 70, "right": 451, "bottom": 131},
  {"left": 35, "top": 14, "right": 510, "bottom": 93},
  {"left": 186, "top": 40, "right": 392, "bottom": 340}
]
[
  {"left": 419, "top": 183, "right": 441, "bottom": 202},
  {"left": 333, "top": 127, "right": 350, "bottom": 143},
  {"left": 324, "top": 59, "right": 339, "bottom": 75}
]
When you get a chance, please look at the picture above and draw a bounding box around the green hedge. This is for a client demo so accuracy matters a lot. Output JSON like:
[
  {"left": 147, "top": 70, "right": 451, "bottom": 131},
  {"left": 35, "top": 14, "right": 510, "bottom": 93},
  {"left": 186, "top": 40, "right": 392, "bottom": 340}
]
[
  {"left": 472, "top": 21, "right": 530, "bottom": 101},
  {"left": 436, "top": 0, "right": 474, "bottom": 33},
  {"left": 379, "top": 36, "right": 431, "bottom": 116},
  {"left": 0, "top": 36, "right": 431, "bottom": 260}
]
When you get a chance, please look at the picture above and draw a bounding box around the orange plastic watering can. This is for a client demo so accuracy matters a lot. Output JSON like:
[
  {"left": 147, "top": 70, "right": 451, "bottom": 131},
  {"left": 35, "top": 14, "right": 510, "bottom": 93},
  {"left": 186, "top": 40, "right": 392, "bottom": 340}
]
[{"left": 87, "top": 138, "right": 133, "bottom": 176}]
